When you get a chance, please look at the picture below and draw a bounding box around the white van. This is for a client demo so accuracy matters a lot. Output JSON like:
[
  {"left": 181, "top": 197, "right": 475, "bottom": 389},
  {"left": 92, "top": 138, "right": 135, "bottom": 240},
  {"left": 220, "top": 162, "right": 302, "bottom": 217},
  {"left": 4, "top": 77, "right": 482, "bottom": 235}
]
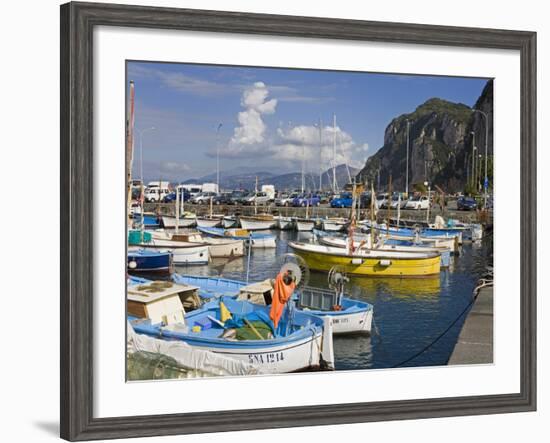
[{"left": 144, "top": 185, "right": 170, "bottom": 202}]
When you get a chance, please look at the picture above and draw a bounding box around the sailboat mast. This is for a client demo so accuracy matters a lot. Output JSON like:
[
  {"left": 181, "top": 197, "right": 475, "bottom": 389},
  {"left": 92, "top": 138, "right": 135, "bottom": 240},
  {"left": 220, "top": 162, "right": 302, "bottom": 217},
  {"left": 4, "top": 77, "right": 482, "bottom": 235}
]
[
  {"left": 216, "top": 123, "right": 222, "bottom": 192},
  {"left": 333, "top": 114, "right": 337, "bottom": 192},
  {"left": 318, "top": 118, "right": 322, "bottom": 192},
  {"left": 301, "top": 131, "right": 305, "bottom": 193},
  {"left": 126, "top": 80, "right": 135, "bottom": 229}
]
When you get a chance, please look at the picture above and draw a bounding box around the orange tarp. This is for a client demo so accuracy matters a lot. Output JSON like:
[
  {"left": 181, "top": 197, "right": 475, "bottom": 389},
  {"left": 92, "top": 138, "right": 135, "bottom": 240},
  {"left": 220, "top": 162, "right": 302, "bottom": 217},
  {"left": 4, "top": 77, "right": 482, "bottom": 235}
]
[{"left": 269, "top": 272, "right": 296, "bottom": 329}]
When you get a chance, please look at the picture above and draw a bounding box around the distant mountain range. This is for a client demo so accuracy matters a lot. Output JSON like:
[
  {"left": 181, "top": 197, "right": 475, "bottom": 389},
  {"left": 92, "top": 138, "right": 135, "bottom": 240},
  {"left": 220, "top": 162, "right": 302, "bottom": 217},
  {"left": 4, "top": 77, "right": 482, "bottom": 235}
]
[{"left": 182, "top": 163, "right": 359, "bottom": 191}]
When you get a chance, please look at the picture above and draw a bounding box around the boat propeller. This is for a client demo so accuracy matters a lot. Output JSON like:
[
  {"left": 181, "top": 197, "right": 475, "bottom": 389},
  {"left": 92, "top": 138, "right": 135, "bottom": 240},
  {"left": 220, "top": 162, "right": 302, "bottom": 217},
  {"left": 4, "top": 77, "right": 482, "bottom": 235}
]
[{"left": 276, "top": 253, "right": 310, "bottom": 290}]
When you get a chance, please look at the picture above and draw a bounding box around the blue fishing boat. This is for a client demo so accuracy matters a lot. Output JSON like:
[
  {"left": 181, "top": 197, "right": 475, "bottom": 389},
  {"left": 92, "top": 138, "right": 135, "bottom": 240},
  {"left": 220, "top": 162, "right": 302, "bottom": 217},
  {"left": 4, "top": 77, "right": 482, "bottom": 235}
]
[
  {"left": 173, "top": 266, "right": 374, "bottom": 335},
  {"left": 129, "top": 295, "right": 334, "bottom": 373},
  {"left": 132, "top": 212, "right": 161, "bottom": 228},
  {"left": 197, "top": 226, "right": 276, "bottom": 248},
  {"left": 127, "top": 249, "right": 172, "bottom": 274}
]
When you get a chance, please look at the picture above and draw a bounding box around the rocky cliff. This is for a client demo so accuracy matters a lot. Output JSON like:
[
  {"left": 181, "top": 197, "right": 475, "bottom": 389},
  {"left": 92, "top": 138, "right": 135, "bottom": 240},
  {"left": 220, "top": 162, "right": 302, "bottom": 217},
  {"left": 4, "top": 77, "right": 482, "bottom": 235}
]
[{"left": 357, "top": 80, "right": 493, "bottom": 192}]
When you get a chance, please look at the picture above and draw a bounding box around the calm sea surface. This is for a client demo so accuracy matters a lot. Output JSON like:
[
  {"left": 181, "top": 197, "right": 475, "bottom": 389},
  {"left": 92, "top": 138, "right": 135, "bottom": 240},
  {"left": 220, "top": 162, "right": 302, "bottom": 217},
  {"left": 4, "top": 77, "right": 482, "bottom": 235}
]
[{"left": 170, "top": 229, "right": 493, "bottom": 371}]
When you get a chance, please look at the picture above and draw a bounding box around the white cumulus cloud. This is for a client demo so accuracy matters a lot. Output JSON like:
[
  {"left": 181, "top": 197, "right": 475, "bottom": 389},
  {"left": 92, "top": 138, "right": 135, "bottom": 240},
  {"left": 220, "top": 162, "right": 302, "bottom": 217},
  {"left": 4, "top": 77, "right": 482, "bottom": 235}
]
[
  {"left": 274, "top": 123, "right": 369, "bottom": 170},
  {"left": 223, "top": 82, "right": 277, "bottom": 157}
]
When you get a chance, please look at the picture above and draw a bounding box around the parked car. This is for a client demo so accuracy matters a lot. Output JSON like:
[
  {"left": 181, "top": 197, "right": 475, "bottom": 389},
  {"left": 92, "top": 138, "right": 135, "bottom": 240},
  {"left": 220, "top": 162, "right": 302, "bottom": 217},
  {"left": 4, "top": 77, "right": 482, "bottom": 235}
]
[
  {"left": 244, "top": 191, "right": 271, "bottom": 206},
  {"left": 212, "top": 193, "right": 233, "bottom": 205},
  {"left": 404, "top": 195, "right": 430, "bottom": 210},
  {"left": 330, "top": 192, "right": 353, "bottom": 208},
  {"left": 375, "top": 193, "right": 389, "bottom": 209},
  {"left": 293, "top": 194, "right": 320, "bottom": 207},
  {"left": 457, "top": 196, "right": 478, "bottom": 211},
  {"left": 387, "top": 194, "right": 407, "bottom": 209},
  {"left": 190, "top": 191, "right": 217, "bottom": 205},
  {"left": 163, "top": 189, "right": 191, "bottom": 203},
  {"left": 318, "top": 192, "right": 331, "bottom": 204},
  {"left": 227, "top": 190, "right": 249, "bottom": 205},
  {"left": 275, "top": 192, "right": 299, "bottom": 207}
]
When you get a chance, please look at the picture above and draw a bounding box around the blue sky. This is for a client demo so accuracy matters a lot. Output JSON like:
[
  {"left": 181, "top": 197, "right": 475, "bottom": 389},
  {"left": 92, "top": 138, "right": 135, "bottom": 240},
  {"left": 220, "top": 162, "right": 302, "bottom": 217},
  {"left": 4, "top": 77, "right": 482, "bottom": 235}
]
[{"left": 127, "top": 61, "right": 488, "bottom": 183}]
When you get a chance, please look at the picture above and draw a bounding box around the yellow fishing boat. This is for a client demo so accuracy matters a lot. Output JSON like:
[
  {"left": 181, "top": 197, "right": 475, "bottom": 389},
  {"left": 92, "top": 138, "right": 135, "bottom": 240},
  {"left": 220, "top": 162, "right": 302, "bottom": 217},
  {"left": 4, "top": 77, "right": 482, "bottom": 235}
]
[{"left": 289, "top": 242, "right": 441, "bottom": 277}]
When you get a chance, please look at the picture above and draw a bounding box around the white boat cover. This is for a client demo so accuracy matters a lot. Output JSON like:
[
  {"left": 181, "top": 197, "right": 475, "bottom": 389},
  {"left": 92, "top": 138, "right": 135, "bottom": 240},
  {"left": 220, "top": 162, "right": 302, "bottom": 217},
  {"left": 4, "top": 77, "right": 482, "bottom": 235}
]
[{"left": 127, "top": 322, "right": 263, "bottom": 377}]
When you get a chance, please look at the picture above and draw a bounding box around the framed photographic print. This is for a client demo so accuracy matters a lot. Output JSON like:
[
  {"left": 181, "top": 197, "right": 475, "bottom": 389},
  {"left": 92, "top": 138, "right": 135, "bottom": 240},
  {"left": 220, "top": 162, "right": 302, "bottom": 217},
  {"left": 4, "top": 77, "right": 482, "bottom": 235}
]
[{"left": 60, "top": 1, "right": 537, "bottom": 441}]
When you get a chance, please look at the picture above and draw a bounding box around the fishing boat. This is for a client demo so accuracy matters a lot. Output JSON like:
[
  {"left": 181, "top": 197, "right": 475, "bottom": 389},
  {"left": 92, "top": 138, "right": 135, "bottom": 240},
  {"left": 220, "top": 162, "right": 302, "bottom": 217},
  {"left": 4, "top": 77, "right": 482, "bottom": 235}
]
[
  {"left": 151, "top": 230, "right": 244, "bottom": 258},
  {"left": 134, "top": 240, "right": 209, "bottom": 265},
  {"left": 289, "top": 242, "right": 441, "bottom": 277},
  {"left": 239, "top": 214, "right": 276, "bottom": 231},
  {"left": 161, "top": 213, "right": 197, "bottom": 229},
  {"left": 198, "top": 227, "right": 276, "bottom": 248},
  {"left": 196, "top": 216, "right": 223, "bottom": 228},
  {"left": 294, "top": 217, "right": 316, "bottom": 232},
  {"left": 274, "top": 215, "right": 293, "bottom": 230},
  {"left": 222, "top": 215, "right": 238, "bottom": 229},
  {"left": 129, "top": 293, "right": 334, "bottom": 373},
  {"left": 127, "top": 249, "right": 173, "bottom": 274},
  {"left": 316, "top": 234, "right": 451, "bottom": 268},
  {"left": 321, "top": 217, "right": 348, "bottom": 232},
  {"left": 133, "top": 212, "right": 161, "bottom": 228},
  {"left": 173, "top": 256, "right": 374, "bottom": 335}
]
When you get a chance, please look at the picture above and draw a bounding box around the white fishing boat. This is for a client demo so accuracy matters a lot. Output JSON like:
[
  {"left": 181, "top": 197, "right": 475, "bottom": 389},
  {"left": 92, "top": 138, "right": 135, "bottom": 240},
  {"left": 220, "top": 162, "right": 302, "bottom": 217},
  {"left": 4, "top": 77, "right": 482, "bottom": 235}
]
[
  {"left": 135, "top": 239, "right": 210, "bottom": 265},
  {"left": 239, "top": 215, "right": 276, "bottom": 231},
  {"left": 222, "top": 215, "right": 238, "bottom": 229},
  {"left": 128, "top": 290, "right": 334, "bottom": 373},
  {"left": 321, "top": 217, "right": 348, "bottom": 232},
  {"left": 151, "top": 230, "right": 244, "bottom": 258},
  {"left": 198, "top": 227, "right": 277, "bottom": 248},
  {"left": 161, "top": 213, "right": 197, "bottom": 228},
  {"left": 294, "top": 218, "right": 315, "bottom": 232},
  {"left": 196, "top": 216, "right": 223, "bottom": 228},
  {"left": 274, "top": 216, "right": 293, "bottom": 230}
]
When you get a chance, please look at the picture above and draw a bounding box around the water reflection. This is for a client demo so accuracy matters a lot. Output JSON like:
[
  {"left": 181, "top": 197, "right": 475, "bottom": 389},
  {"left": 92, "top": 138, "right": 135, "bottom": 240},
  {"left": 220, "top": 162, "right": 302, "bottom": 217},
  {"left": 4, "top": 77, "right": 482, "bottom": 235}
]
[{"left": 168, "top": 230, "right": 491, "bottom": 370}]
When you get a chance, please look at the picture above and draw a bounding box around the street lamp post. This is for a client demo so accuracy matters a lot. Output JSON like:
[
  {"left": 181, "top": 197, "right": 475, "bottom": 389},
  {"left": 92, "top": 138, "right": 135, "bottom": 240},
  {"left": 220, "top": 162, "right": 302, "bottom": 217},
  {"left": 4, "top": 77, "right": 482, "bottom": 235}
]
[
  {"left": 470, "top": 131, "right": 476, "bottom": 190},
  {"left": 472, "top": 109, "right": 489, "bottom": 208},
  {"left": 137, "top": 126, "right": 155, "bottom": 241}
]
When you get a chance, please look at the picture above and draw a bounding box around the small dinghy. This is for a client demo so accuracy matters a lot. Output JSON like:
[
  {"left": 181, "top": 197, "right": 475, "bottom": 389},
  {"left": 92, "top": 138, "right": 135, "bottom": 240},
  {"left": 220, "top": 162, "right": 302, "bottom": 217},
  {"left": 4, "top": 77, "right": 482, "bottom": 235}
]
[
  {"left": 294, "top": 217, "right": 316, "bottom": 232},
  {"left": 127, "top": 249, "right": 173, "bottom": 274},
  {"left": 161, "top": 212, "right": 197, "bottom": 229},
  {"left": 274, "top": 215, "right": 293, "bottom": 230},
  {"left": 239, "top": 214, "right": 276, "bottom": 231},
  {"left": 321, "top": 217, "right": 349, "bottom": 232},
  {"left": 198, "top": 227, "right": 276, "bottom": 248},
  {"left": 151, "top": 230, "right": 244, "bottom": 258}
]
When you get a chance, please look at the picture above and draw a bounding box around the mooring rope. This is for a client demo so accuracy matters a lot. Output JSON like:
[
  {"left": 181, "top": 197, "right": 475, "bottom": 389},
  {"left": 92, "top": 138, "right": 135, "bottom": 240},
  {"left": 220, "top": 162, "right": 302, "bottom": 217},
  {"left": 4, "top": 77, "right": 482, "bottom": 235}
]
[{"left": 390, "top": 277, "right": 493, "bottom": 368}]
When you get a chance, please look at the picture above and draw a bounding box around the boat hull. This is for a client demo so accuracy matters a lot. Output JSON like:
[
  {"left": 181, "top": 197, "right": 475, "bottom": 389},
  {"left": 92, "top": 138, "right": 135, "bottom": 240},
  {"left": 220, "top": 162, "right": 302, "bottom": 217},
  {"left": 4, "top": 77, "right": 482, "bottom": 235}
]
[
  {"left": 239, "top": 217, "right": 275, "bottom": 231},
  {"left": 321, "top": 221, "right": 347, "bottom": 232},
  {"left": 127, "top": 249, "right": 172, "bottom": 274},
  {"left": 205, "top": 238, "right": 245, "bottom": 258},
  {"left": 275, "top": 217, "right": 293, "bottom": 230},
  {"left": 295, "top": 219, "right": 315, "bottom": 231},
  {"left": 161, "top": 215, "right": 196, "bottom": 228},
  {"left": 290, "top": 243, "right": 441, "bottom": 277},
  {"left": 181, "top": 333, "right": 325, "bottom": 373},
  {"left": 137, "top": 242, "right": 209, "bottom": 265},
  {"left": 196, "top": 218, "right": 222, "bottom": 228},
  {"left": 222, "top": 217, "right": 237, "bottom": 229}
]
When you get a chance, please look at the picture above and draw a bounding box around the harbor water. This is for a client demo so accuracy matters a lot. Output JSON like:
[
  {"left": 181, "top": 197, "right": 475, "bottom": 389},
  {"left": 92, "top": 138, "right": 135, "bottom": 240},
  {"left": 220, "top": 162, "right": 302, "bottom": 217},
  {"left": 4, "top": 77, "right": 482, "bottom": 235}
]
[{"left": 166, "top": 229, "right": 493, "bottom": 371}]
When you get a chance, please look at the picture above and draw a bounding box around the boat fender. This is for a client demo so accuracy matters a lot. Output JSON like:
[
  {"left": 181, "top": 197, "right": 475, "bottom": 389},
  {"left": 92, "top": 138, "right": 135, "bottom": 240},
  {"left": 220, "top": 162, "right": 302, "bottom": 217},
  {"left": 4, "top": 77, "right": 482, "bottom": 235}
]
[
  {"left": 128, "top": 260, "right": 137, "bottom": 269},
  {"left": 351, "top": 258, "right": 363, "bottom": 265},
  {"left": 379, "top": 259, "right": 392, "bottom": 267}
]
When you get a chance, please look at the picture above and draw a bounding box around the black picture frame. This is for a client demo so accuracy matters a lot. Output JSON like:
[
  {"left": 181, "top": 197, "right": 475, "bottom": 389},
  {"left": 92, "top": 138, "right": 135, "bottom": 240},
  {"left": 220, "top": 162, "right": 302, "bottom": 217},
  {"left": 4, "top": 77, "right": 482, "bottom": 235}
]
[{"left": 60, "top": 2, "right": 537, "bottom": 441}]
